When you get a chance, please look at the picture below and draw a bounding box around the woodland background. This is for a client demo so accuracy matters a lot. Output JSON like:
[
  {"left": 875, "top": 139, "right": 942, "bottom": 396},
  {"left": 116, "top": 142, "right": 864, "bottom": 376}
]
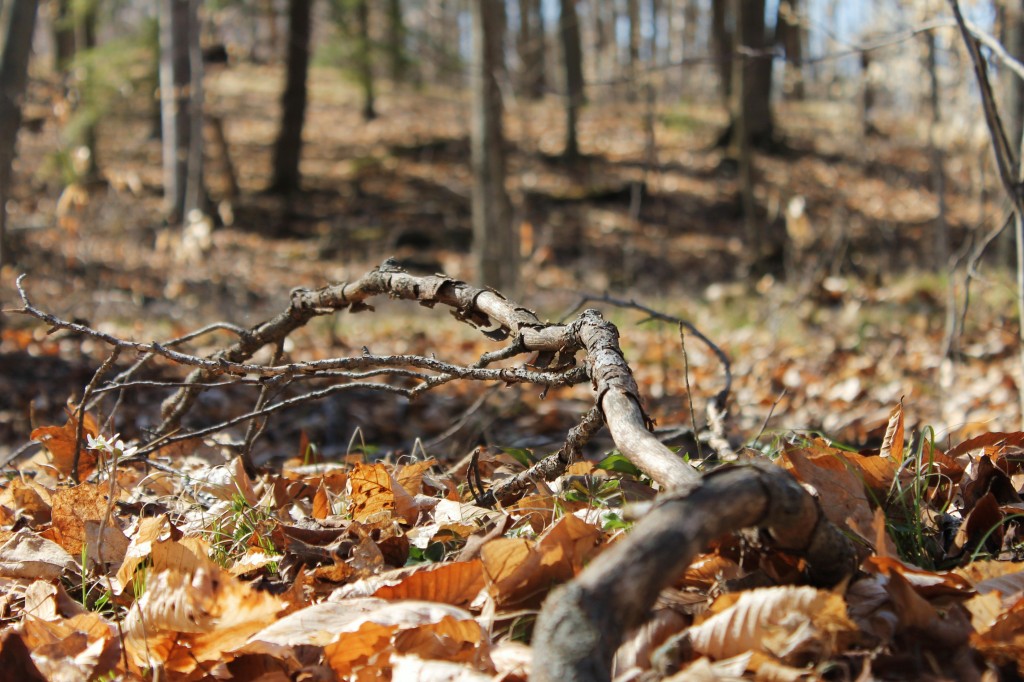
[{"left": 2, "top": 0, "right": 1024, "bottom": 680}]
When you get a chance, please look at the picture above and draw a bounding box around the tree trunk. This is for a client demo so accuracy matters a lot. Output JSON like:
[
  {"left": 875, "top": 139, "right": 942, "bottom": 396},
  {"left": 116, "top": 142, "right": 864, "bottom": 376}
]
[
  {"left": 711, "top": 0, "right": 732, "bottom": 102},
  {"left": 517, "top": 0, "right": 546, "bottom": 99},
  {"left": 157, "top": 0, "right": 203, "bottom": 220},
  {"left": 560, "top": 0, "right": 584, "bottom": 159},
  {"left": 729, "top": 0, "right": 773, "bottom": 148},
  {"left": 627, "top": 0, "right": 640, "bottom": 99},
  {"left": 0, "top": 0, "right": 39, "bottom": 269},
  {"left": 471, "top": 0, "right": 517, "bottom": 292},
  {"left": 270, "top": 0, "right": 313, "bottom": 194},
  {"left": 775, "top": 0, "right": 805, "bottom": 100},
  {"left": 1003, "top": 1, "right": 1024, "bottom": 155},
  {"left": 387, "top": 0, "right": 407, "bottom": 83},
  {"left": 51, "top": 0, "right": 75, "bottom": 72},
  {"left": 356, "top": 0, "right": 376, "bottom": 120}
]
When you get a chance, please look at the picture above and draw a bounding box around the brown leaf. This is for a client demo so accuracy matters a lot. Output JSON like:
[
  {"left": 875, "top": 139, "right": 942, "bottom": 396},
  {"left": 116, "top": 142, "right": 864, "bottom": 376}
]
[
  {"left": 687, "top": 586, "right": 856, "bottom": 663},
  {"left": 953, "top": 492, "right": 1004, "bottom": 557},
  {"left": 880, "top": 399, "right": 905, "bottom": 463},
  {"left": 349, "top": 463, "right": 397, "bottom": 522},
  {"left": 481, "top": 514, "right": 603, "bottom": 607},
  {"left": 0, "top": 529, "right": 78, "bottom": 580},
  {"left": 370, "top": 559, "right": 485, "bottom": 606},
  {"left": 782, "top": 446, "right": 890, "bottom": 556},
  {"left": 29, "top": 407, "right": 99, "bottom": 479},
  {"left": 50, "top": 484, "right": 129, "bottom": 569},
  {"left": 320, "top": 601, "right": 488, "bottom": 679},
  {"left": 947, "top": 432, "right": 1024, "bottom": 459},
  {"left": 123, "top": 565, "right": 284, "bottom": 674}
]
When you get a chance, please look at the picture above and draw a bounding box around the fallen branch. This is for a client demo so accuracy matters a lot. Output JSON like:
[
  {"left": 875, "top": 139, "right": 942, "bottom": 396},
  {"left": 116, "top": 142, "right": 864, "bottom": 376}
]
[
  {"left": 532, "top": 461, "right": 858, "bottom": 682},
  {"left": 12, "top": 259, "right": 700, "bottom": 494}
]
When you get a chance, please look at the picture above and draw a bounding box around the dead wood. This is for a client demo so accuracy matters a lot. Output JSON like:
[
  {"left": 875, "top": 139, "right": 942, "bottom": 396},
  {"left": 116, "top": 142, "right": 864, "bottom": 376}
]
[
  {"left": 15, "top": 260, "right": 700, "bottom": 491},
  {"left": 531, "top": 461, "right": 858, "bottom": 682}
]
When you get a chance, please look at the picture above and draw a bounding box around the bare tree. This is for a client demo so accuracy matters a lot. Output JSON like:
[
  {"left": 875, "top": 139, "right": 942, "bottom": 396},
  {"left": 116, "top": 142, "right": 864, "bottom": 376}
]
[
  {"left": 387, "top": 0, "right": 407, "bottom": 83},
  {"left": 775, "top": 0, "right": 805, "bottom": 100},
  {"left": 0, "top": 0, "right": 39, "bottom": 269},
  {"left": 711, "top": 0, "right": 732, "bottom": 102},
  {"left": 517, "top": 0, "right": 545, "bottom": 99},
  {"left": 559, "top": 0, "right": 584, "bottom": 160},
  {"left": 627, "top": 0, "right": 640, "bottom": 99},
  {"left": 270, "top": 0, "right": 313, "bottom": 194},
  {"left": 471, "top": 0, "right": 517, "bottom": 292},
  {"left": 158, "top": 0, "right": 204, "bottom": 223},
  {"left": 355, "top": 0, "right": 376, "bottom": 120}
]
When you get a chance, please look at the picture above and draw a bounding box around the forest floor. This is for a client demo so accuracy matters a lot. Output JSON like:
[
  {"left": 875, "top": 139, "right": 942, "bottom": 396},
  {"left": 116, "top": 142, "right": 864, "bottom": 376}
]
[
  {"left": 1, "top": 63, "right": 1017, "bottom": 462},
  {"left": 3, "top": 64, "right": 1024, "bottom": 681}
]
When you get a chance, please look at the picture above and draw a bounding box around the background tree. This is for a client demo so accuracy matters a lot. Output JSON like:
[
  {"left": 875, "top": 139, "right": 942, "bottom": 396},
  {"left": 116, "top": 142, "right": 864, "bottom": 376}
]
[
  {"left": 159, "top": 0, "right": 204, "bottom": 223},
  {"left": 355, "top": 0, "right": 375, "bottom": 120},
  {"left": 270, "top": 0, "right": 313, "bottom": 194},
  {"left": 471, "top": 0, "right": 516, "bottom": 292},
  {"left": 387, "top": 0, "right": 407, "bottom": 84},
  {"left": 0, "top": 0, "right": 39, "bottom": 269},
  {"left": 559, "top": 0, "right": 584, "bottom": 160},
  {"left": 517, "top": 0, "right": 545, "bottom": 99}
]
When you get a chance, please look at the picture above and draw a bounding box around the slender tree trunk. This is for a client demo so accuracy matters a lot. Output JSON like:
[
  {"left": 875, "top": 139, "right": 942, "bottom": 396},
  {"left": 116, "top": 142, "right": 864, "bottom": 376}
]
[
  {"left": 356, "top": 0, "right": 376, "bottom": 120},
  {"left": 76, "top": 6, "right": 99, "bottom": 182},
  {"left": 270, "top": 0, "right": 312, "bottom": 193},
  {"left": 158, "top": 0, "right": 204, "bottom": 222},
  {"left": 471, "top": 0, "right": 517, "bottom": 292},
  {"left": 517, "top": 0, "right": 546, "bottom": 99},
  {"left": 1003, "top": 1, "right": 1024, "bottom": 156},
  {"left": 776, "top": 0, "right": 805, "bottom": 100},
  {"left": 0, "top": 0, "right": 39, "bottom": 269},
  {"left": 627, "top": 0, "right": 640, "bottom": 99},
  {"left": 560, "top": 0, "right": 584, "bottom": 159},
  {"left": 711, "top": 0, "right": 732, "bottom": 102},
  {"left": 387, "top": 0, "right": 407, "bottom": 83},
  {"left": 52, "top": 0, "right": 75, "bottom": 72}
]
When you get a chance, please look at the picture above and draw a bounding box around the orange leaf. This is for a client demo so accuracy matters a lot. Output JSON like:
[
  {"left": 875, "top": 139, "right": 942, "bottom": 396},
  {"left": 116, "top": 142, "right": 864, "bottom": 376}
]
[
  {"left": 349, "top": 463, "right": 396, "bottom": 522},
  {"left": 30, "top": 407, "right": 99, "bottom": 479},
  {"left": 371, "top": 560, "right": 485, "bottom": 606}
]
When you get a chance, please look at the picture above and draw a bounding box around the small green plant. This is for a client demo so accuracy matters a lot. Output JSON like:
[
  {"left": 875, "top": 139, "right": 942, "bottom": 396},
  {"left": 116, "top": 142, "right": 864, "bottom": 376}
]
[{"left": 207, "top": 493, "right": 281, "bottom": 573}]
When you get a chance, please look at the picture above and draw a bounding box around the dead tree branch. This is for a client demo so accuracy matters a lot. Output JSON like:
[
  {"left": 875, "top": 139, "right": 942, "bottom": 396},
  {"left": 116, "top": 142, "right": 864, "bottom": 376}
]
[
  {"left": 13, "top": 260, "right": 700, "bottom": 493},
  {"left": 532, "top": 462, "right": 858, "bottom": 682}
]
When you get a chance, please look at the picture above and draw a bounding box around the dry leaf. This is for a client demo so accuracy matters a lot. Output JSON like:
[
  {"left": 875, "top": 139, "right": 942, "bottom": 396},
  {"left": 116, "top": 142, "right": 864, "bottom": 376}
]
[
  {"left": 880, "top": 400, "right": 905, "bottom": 463},
  {"left": 0, "top": 529, "right": 78, "bottom": 580},
  {"left": 687, "top": 586, "right": 856, "bottom": 663},
  {"left": 29, "top": 407, "right": 99, "bottom": 479}
]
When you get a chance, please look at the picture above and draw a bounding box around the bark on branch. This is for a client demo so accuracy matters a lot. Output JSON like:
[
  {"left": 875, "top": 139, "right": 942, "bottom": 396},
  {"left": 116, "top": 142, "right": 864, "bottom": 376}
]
[{"left": 531, "top": 461, "right": 858, "bottom": 682}]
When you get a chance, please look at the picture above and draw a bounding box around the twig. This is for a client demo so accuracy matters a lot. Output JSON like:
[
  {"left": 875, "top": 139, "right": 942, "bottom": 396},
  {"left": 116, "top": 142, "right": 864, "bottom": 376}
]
[
  {"left": 72, "top": 348, "right": 121, "bottom": 482},
  {"left": 678, "top": 325, "right": 702, "bottom": 461},
  {"left": 948, "top": 0, "right": 1024, "bottom": 429},
  {"left": 475, "top": 407, "right": 604, "bottom": 507}
]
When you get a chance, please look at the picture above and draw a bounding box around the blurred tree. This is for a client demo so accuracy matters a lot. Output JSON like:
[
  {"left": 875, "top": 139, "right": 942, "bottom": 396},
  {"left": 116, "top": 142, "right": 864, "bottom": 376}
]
[
  {"left": 387, "top": 0, "right": 407, "bottom": 83},
  {"left": 270, "top": 0, "right": 313, "bottom": 193},
  {"left": 775, "top": 0, "right": 805, "bottom": 100},
  {"left": 159, "top": 0, "right": 205, "bottom": 223},
  {"left": 559, "top": 0, "right": 584, "bottom": 159},
  {"left": 0, "top": 0, "right": 39, "bottom": 268},
  {"left": 627, "top": 0, "right": 640, "bottom": 99},
  {"left": 720, "top": 0, "right": 773, "bottom": 150},
  {"left": 471, "top": 0, "right": 517, "bottom": 291},
  {"left": 517, "top": 0, "right": 545, "bottom": 99},
  {"left": 355, "top": 0, "right": 376, "bottom": 120},
  {"left": 1001, "top": 0, "right": 1024, "bottom": 151},
  {"left": 711, "top": 0, "right": 732, "bottom": 102}
]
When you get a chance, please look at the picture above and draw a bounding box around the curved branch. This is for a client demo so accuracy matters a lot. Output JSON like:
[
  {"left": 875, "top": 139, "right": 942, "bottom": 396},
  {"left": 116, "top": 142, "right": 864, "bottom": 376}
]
[{"left": 531, "top": 462, "right": 858, "bottom": 682}]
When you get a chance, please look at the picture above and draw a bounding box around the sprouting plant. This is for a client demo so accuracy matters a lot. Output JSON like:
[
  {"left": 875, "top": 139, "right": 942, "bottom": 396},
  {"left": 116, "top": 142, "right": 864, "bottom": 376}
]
[{"left": 207, "top": 493, "right": 280, "bottom": 573}]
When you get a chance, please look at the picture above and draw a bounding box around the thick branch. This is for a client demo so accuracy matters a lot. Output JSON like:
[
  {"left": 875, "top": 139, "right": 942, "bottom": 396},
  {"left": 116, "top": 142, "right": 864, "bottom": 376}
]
[{"left": 531, "top": 462, "right": 858, "bottom": 682}]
